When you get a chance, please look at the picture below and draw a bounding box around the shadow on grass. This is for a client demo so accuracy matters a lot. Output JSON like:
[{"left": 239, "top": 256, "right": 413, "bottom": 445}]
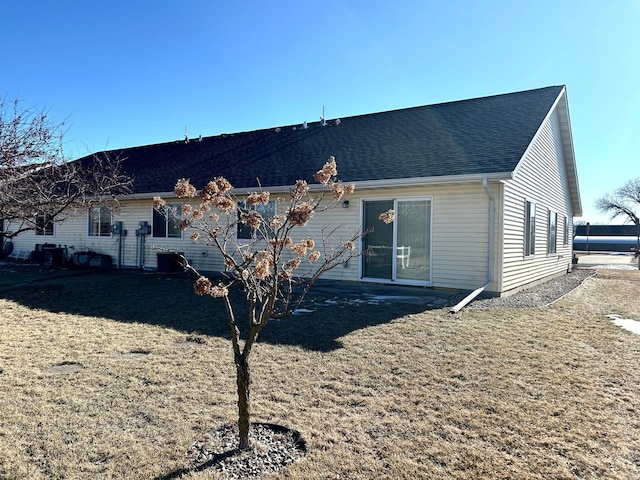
[
  {"left": 0, "top": 266, "right": 431, "bottom": 352},
  {"left": 153, "top": 450, "right": 236, "bottom": 480}
]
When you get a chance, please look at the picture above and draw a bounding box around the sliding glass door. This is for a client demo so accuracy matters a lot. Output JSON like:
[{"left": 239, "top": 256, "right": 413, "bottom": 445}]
[
  {"left": 362, "top": 200, "right": 394, "bottom": 279},
  {"left": 362, "top": 198, "right": 431, "bottom": 284}
]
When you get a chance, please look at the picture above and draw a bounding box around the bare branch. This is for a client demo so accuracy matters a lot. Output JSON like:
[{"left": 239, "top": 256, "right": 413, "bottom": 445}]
[
  {"left": 1, "top": 95, "right": 132, "bottom": 238},
  {"left": 596, "top": 178, "right": 640, "bottom": 225}
]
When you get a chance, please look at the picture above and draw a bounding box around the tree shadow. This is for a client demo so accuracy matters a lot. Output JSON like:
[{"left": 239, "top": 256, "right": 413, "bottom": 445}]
[
  {"left": 0, "top": 267, "right": 440, "bottom": 352},
  {"left": 154, "top": 422, "right": 306, "bottom": 480},
  {"left": 153, "top": 450, "right": 237, "bottom": 480}
]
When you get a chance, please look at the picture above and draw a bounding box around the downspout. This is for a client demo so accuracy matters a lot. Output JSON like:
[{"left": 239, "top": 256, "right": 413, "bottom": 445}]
[{"left": 451, "top": 178, "right": 495, "bottom": 313}]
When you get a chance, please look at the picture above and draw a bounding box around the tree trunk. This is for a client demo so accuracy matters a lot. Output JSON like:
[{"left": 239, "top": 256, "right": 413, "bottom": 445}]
[{"left": 236, "top": 353, "right": 251, "bottom": 450}]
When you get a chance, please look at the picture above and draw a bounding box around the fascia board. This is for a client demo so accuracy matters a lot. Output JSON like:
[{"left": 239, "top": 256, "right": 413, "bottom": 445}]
[
  {"left": 511, "top": 86, "right": 582, "bottom": 216},
  {"left": 119, "top": 172, "right": 515, "bottom": 201},
  {"left": 348, "top": 172, "right": 513, "bottom": 190},
  {"left": 511, "top": 87, "right": 565, "bottom": 180}
]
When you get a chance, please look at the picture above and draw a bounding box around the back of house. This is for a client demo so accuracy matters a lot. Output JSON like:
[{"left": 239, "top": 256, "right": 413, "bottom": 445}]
[{"left": 5, "top": 85, "right": 581, "bottom": 296}]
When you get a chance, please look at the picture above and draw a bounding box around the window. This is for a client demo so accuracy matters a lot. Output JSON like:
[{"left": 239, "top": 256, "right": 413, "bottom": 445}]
[
  {"left": 563, "top": 216, "right": 569, "bottom": 245},
  {"left": 35, "top": 213, "right": 54, "bottom": 236},
  {"left": 153, "top": 203, "right": 182, "bottom": 238},
  {"left": 237, "top": 201, "right": 276, "bottom": 240},
  {"left": 88, "top": 206, "right": 112, "bottom": 237},
  {"left": 524, "top": 201, "right": 536, "bottom": 256},
  {"left": 547, "top": 210, "right": 557, "bottom": 254}
]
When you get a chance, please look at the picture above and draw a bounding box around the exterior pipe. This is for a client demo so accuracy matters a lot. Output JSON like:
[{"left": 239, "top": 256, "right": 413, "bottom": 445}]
[
  {"left": 450, "top": 178, "right": 495, "bottom": 313},
  {"left": 450, "top": 280, "right": 492, "bottom": 313},
  {"left": 116, "top": 232, "right": 122, "bottom": 270}
]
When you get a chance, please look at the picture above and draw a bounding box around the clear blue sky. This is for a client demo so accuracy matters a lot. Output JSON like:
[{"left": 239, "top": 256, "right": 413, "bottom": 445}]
[{"left": 2, "top": 0, "right": 638, "bottom": 224}]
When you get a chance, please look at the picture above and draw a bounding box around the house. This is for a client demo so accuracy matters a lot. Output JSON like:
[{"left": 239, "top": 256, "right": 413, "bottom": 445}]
[{"left": 6, "top": 85, "right": 581, "bottom": 296}]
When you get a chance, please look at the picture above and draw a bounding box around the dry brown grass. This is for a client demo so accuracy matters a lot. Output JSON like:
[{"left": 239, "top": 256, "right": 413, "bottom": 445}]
[{"left": 0, "top": 267, "right": 639, "bottom": 479}]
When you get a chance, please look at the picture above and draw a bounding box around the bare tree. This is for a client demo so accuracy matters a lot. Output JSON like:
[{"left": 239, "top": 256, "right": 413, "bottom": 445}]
[
  {"left": 596, "top": 179, "right": 640, "bottom": 225},
  {"left": 0, "top": 95, "right": 132, "bottom": 239},
  {"left": 596, "top": 178, "right": 640, "bottom": 265},
  {"left": 155, "top": 157, "right": 392, "bottom": 450}
]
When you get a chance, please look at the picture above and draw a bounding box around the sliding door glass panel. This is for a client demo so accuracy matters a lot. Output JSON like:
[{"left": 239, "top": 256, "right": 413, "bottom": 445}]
[
  {"left": 395, "top": 200, "right": 431, "bottom": 282},
  {"left": 362, "top": 200, "right": 394, "bottom": 279}
]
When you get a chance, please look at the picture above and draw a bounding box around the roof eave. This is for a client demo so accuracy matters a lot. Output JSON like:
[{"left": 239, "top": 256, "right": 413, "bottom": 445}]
[
  {"left": 119, "top": 172, "right": 515, "bottom": 200},
  {"left": 350, "top": 172, "right": 514, "bottom": 190}
]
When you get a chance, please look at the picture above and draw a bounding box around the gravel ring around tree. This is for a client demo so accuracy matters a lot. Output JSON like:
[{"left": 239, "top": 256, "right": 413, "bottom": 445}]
[{"left": 183, "top": 423, "right": 306, "bottom": 479}]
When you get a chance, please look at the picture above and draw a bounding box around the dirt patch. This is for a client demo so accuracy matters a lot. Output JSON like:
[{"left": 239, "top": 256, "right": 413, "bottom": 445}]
[
  {"left": 42, "top": 361, "right": 85, "bottom": 375},
  {"left": 174, "top": 336, "right": 208, "bottom": 347},
  {"left": 118, "top": 349, "right": 151, "bottom": 360}
]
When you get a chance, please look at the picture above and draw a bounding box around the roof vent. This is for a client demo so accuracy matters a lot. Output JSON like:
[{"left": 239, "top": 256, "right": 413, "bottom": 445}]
[
  {"left": 198, "top": 135, "right": 202, "bottom": 142},
  {"left": 275, "top": 127, "right": 281, "bottom": 133},
  {"left": 184, "top": 126, "right": 189, "bottom": 143},
  {"left": 335, "top": 118, "right": 341, "bottom": 125},
  {"left": 303, "top": 121, "right": 308, "bottom": 129}
]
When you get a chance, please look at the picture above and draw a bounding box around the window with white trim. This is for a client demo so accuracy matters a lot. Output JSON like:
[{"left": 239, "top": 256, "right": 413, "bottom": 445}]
[
  {"left": 547, "top": 210, "right": 557, "bottom": 254},
  {"left": 153, "top": 203, "right": 182, "bottom": 238},
  {"left": 88, "top": 206, "right": 111, "bottom": 237},
  {"left": 237, "top": 201, "right": 276, "bottom": 240},
  {"left": 524, "top": 201, "right": 536, "bottom": 256},
  {"left": 35, "top": 213, "right": 54, "bottom": 236}
]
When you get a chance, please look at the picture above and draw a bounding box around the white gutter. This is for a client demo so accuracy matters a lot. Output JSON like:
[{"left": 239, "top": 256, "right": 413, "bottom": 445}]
[
  {"left": 117, "top": 172, "right": 515, "bottom": 201},
  {"left": 350, "top": 172, "right": 513, "bottom": 190},
  {"left": 450, "top": 178, "right": 495, "bottom": 313}
]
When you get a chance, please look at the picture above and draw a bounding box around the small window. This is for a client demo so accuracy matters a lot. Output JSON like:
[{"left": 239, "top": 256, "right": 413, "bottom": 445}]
[
  {"left": 88, "top": 206, "right": 112, "bottom": 237},
  {"left": 524, "top": 201, "right": 536, "bottom": 256},
  {"left": 547, "top": 210, "right": 557, "bottom": 254},
  {"left": 563, "top": 216, "right": 569, "bottom": 245},
  {"left": 35, "top": 213, "right": 54, "bottom": 236},
  {"left": 153, "top": 203, "right": 182, "bottom": 238},
  {"left": 237, "top": 201, "right": 276, "bottom": 240}
]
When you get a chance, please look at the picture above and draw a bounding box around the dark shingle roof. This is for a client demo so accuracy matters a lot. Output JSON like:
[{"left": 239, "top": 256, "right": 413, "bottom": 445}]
[{"left": 86, "top": 86, "right": 564, "bottom": 193}]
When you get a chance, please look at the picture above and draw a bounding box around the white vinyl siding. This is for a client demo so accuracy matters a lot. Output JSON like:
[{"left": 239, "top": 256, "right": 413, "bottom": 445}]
[
  {"left": 501, "top": 107, "right": 574, "bottom": 293},
  {"left": 321, "top": 183, "right": 496, "bottom": 289},
  {"left": 165, "top": 183, "right": 494, "bottom": 289},
  {"left": 5, "top": 183, "right": 498, "bottom": 291},
  {"left": 430, "top": 186, "right": 493, "bottom": 290}
]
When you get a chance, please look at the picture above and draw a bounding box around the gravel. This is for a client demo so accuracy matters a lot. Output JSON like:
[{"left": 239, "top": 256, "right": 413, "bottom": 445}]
[
  {"left": 184, "top": 423, "right": 306, "bottom": 479},
  {"left": 465, "top": 268, "right": 596, "bottom": 309}
]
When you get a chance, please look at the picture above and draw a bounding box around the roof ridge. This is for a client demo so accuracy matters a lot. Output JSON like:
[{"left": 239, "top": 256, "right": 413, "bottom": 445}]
[
  {"left": 90, "top": 86, "right": 564, "bottom": 154},
  {"left": 76, "top": 85, "right": 569, "bottom": 195}
]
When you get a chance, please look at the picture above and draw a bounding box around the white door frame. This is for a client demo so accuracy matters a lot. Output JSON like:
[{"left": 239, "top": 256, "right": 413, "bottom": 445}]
[{"left": 360, "top": 196, "right": 433, "bottom": 286}]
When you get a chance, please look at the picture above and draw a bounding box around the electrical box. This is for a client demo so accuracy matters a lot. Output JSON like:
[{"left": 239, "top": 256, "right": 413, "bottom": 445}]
[
  {"left": 136, "top": 221, "right": 151, "bottom": 236},
  {"left": 111, "top": 221, "right": 123, "bottom": 234}
]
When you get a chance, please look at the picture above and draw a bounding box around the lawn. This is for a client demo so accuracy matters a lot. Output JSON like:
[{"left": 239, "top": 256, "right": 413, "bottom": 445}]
[{"left": 0, "top": 264, "right": 639, "bottom": 479}]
